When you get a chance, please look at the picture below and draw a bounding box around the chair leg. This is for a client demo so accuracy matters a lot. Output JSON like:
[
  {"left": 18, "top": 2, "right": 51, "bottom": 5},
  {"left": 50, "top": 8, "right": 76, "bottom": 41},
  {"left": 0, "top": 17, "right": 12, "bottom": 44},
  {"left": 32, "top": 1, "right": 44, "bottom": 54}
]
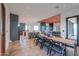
[
  {"left": 36, "top": 41, "right": 38, "bottom": 45},
  {"left": 47, "top": 48, "right": 49, "bottom": 55},
  {"left": 41, "top": 44, "right": 43, "bottom": 49},
  {"left": 39, "top": 43, "right": 43, "bottom": 49},
  {"left": 48, "top": 48, "right": 56, "bottom": 56},
  {"left": 47, "top": 47, "right": 51, "bottom": 55}
]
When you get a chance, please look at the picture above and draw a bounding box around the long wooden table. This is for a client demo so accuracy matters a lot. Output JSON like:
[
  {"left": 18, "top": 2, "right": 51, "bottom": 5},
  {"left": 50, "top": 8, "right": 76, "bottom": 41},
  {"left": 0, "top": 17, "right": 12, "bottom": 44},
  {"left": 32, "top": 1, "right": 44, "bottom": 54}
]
[
  {"left": 39, "top": 34, "right": 77, "bottom": 55},
  {"left": 39, "top": 34, "right": 76, "bottom": 46},
  {"left": 40, "top": 34, "right": 77, "bottom": 55}
]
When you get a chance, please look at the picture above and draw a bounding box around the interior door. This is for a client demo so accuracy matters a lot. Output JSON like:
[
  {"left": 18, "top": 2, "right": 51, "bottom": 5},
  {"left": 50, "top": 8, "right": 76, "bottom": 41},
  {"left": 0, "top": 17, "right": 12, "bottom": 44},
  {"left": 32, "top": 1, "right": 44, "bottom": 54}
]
[{"left": 10, "top": 14, "right": 18, "bottom": 41}]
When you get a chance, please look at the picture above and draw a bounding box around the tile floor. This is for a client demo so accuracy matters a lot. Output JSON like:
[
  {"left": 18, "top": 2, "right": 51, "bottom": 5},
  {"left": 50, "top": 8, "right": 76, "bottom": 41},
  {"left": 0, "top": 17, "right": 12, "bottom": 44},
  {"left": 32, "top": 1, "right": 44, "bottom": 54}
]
[
  {"left": 8, "top": 38, "right": 79, "bottom": 56},
  {"left": 8, "top": 39, "right": 47, "bottom": 56}
]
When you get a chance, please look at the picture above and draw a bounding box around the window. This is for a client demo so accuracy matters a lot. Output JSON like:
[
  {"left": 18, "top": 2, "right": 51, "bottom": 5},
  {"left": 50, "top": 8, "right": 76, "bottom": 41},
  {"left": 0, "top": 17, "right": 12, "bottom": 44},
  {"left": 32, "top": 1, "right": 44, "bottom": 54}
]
[
  {"left": 34, "top": 25, "right": 39, "bottom": 31},
  {"left": 25, "top": 25, "right": 27, "bottom": 30}
]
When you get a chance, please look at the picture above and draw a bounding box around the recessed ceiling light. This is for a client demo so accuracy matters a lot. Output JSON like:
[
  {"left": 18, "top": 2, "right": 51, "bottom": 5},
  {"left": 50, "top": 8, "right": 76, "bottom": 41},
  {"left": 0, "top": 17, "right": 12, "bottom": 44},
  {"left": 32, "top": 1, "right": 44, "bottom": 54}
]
[{"left": 55, "top": 6, "right": 59, "bottom": 9}]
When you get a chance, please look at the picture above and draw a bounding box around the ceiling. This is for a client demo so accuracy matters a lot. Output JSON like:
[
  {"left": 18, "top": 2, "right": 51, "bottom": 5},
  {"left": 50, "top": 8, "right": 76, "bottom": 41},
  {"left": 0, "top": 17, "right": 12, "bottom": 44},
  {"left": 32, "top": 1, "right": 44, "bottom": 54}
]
[{"left": 6, "top": 3, "right": 79, "bottom": 23}]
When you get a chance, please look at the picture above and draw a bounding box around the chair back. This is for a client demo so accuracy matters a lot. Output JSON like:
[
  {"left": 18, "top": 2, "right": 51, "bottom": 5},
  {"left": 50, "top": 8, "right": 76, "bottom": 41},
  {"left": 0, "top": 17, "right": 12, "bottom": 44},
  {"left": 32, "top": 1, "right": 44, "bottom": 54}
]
[
  {"left": 24, "top": 32, "right": 26, "bottom": 36},
  {"left": 20, "top": 32, "right": 23, "bottom": 35}
]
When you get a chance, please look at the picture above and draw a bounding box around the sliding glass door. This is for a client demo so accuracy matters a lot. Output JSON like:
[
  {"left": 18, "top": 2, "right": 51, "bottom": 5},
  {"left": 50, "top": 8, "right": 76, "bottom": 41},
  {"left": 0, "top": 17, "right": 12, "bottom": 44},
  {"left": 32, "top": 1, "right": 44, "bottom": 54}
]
[{"left": 66, "top": 15, "right": 79, "bottom": 45}]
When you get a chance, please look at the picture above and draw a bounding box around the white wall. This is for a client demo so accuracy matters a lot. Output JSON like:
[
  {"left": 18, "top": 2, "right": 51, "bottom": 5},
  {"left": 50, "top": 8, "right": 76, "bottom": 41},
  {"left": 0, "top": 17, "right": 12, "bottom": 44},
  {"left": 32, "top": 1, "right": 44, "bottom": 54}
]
[
  {"left": 61, "top": 5, "right": 79, "bottom": 38},
  {"left": 0, "top": 4, "right": 10, "bottom": 54},
  {"left": 4, "top": 4, "right": 10, "bottom": 54},
  {"left": 0, "top": 4, "right": 10, "bottom": 55}
]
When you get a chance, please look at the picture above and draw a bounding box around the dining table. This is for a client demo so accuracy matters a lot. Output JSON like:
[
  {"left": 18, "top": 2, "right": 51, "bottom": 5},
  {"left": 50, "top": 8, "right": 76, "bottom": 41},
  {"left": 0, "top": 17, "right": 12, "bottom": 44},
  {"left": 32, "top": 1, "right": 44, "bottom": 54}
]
[
  {"left": 39, "top": 34, "right": 76, "bottom": 46},
  {"left": 39, "top": 34, "right": 77, "bottom": 55}
]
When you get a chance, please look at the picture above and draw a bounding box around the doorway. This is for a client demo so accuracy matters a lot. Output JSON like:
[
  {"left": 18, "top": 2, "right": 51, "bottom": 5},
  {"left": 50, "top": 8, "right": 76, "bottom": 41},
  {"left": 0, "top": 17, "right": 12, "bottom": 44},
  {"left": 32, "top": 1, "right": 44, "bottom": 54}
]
[
  {"left": 10, "top": 13, "right": 18, "bottom": 41},
  {"left": 66, "top": 15, "right": 79, "bottom": 46}
]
